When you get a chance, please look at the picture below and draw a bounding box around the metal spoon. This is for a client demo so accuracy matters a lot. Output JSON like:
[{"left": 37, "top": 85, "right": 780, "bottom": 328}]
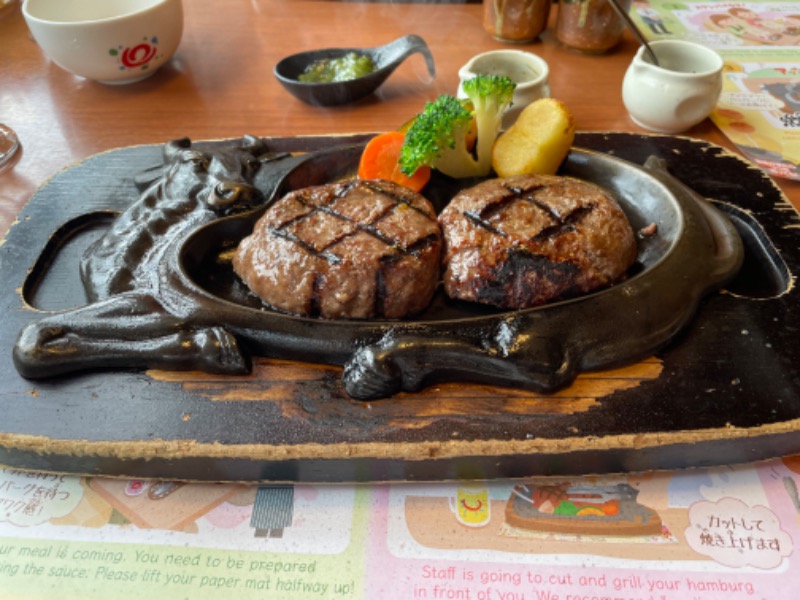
[{"left": 607, "top": 0, "right": 660, "bottom": 66}]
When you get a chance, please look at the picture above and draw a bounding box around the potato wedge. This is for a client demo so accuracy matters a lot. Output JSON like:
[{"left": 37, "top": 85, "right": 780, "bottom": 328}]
[{"left": 492, "top": 98, "right": 576, "bottom": 177}]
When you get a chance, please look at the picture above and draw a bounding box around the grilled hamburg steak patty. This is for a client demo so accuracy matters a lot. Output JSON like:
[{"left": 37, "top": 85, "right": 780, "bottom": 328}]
[
  {"left": 233, "top": 179, "right": 442, "bottom": 319},
  {"left": 439, "top": 174, "right": 637, "bottom": 309}
]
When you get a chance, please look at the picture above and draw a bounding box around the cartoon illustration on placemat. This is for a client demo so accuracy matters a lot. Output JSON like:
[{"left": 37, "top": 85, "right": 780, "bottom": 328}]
[
  {"left": 500, "top": 482, "right": 664, "bottom": 540},
  {"left": 777, "top": 455, "right": 800, "bottom": 518},
  {"left": 705, "top": 8, "right": 800, "bottom": 46},
  {"left": 391, "top": 460, "right": 800, "bottom": 569},
  {"left": 0, "top": 468, "right": 355, "bottom": 555},
  {"left": 635, "top": 2, "right": 800, "bottom": 49},
  {"left": 88, "top": 478, "right": 248, "bottom": 532},
  {"left": 250, "top": 485, "right": 295, "bottom": 539},
  {"left": 395, "top": 474, "right": 699, "bottom": 560},
  {"left": 448, "top": 485, "right": 492, "bottom": 528},
  {"left": 633, "top": 1, "right": 674, "bottom": 36}
]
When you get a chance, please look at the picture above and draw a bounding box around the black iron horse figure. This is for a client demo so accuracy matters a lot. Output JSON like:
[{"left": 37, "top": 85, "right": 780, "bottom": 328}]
[
  {"left": 12, "top": 137, "right": 742, "bottom": 400},
  {"left": 14, "top": 136, "right": 280, "bottom": 378}
]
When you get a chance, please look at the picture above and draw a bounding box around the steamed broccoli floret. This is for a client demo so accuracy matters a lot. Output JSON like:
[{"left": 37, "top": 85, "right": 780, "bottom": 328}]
[
  {"left": 462, "top": 74, "right": 516, "bottom": 173},
  {"left": 399, "top": 74, "right": 516, "bottom": 179},
  {"left": 399, "top": 95, "right": 473, "bottom": 179}
]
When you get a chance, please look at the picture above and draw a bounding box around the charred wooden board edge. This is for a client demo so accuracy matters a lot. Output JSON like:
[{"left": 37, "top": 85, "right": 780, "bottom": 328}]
[{"left": 2, "top": 419, "right": 800, "bottom": 482}]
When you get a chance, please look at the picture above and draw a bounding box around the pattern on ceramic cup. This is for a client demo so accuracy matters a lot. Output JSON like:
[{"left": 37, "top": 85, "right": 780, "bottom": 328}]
[{"left": 110, "top": 36, "right": 161, "bottom": 72}]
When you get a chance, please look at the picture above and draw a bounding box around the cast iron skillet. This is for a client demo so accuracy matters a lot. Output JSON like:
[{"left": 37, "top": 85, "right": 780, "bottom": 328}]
[{"left": 169, "top": 144, "right": 743, "bottom": 399}]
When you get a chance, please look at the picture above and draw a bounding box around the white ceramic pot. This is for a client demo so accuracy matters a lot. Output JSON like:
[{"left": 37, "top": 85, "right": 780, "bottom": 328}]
[
  {"left": 622, "top": 40, "right": 723, "bottom": 134},
  {"left": 22, "top": 0, "right": 183, "bottom": 84},
  {"left": 457, "top": 50, "right": 550, "bottom": 128}
]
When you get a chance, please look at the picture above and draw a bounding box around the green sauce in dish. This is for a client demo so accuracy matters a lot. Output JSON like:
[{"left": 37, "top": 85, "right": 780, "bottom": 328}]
[{"left": 298, "top": 52, "right": 376, "bottom": 83}]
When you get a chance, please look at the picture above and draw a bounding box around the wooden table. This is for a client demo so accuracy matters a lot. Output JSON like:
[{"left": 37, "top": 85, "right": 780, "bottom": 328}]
[
  {"left": 1, "top": 0, "right": 797, "bottom": 241},
  {"left": 2, "top": 0, "right": 800, "bottom": 481}
]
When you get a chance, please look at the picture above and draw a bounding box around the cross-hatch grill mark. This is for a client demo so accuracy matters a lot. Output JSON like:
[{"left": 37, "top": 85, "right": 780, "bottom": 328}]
[
  {"left": 461, "top": 183, "right": 596, "bottom": 243},
  {"left": 463, "top": 211, "right": 508, "bottom": 237},
  {"left": 265, "top": 182, "right": 441, "bottom": 319},
  {"left": 533, "top": 205, "right": 594, "bottom": 242},
  {"left": 268, "top": 184, "right": 438, "bottom": 264}
]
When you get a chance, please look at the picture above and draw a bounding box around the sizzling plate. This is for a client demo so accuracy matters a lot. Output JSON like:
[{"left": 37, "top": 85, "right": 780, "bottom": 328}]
[
  {"left": 10, "top": 138, "right": 742, "bottom": 398},
  {"left": 1, "top": 133, "right": 797, "bottom": 482},
  {"left": 172, "top": 145, "right": 743, "bottom": 399}
]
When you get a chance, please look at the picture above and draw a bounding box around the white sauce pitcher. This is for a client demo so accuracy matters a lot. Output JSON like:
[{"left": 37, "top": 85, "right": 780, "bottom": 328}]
[{"left": 623, "top": 40, "right": 723, "bottom": 134}]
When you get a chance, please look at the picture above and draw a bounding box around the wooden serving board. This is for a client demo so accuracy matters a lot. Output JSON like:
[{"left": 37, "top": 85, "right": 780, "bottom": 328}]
[{"left": 1, "top": 133, "right": 799, "bottom": 482}]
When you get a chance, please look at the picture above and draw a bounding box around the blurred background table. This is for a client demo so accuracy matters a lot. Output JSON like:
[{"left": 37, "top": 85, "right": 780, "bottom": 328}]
[{"left": 1, "top": 0, "right": 797, "bottom": 242}]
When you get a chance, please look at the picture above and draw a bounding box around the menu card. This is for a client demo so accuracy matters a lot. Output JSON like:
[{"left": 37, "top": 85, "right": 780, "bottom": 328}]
[
  {"left": 632, "top": 0, "right": 800, "bottom": 181},
  {"left": 2, "top": 456, "right": 800, "bottom": 598}
]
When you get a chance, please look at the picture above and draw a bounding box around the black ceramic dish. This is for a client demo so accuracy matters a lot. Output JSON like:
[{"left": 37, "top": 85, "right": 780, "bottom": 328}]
[{"left": 273, "top": 34, "right": 435, "bottom": 106}]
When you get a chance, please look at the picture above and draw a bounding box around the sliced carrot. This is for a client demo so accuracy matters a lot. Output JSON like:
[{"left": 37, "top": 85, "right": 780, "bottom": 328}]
[{"left": 358, "top": 131, "right": 430, "bottom": 192}]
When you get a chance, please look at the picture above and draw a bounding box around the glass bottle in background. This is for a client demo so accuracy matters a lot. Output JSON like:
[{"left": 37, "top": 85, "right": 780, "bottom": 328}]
[
  {"left": 1, "top": 1, "right": 21, "bottom": 171},
  {"left": 556, "top": 0, "right": 632, "bottom": 54},
  {"left": 0, "top": 125, "right": 20, "bottom": 172},
  {"left": 0, "top": 0, "right": 19, "bottom": 172},
  {"left": 483, "top": 0, "right": 552, "bottom": 44}
]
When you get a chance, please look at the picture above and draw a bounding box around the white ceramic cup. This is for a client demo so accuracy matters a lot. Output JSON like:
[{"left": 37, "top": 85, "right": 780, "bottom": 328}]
[
  {"left": 622, "top": 40, "right": 723, "bottom": 134},
  {"left": 22, "top": 0, "right": 183, "bottom": 84},
  {"left": 457, "top": 50, "right": 551, "bottom": 128}
]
